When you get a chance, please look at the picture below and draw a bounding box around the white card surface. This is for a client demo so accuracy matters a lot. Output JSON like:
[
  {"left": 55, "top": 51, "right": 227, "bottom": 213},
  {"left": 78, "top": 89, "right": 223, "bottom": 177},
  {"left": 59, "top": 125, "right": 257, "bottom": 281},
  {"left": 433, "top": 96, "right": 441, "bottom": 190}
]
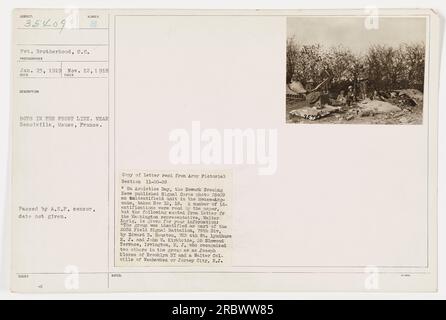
[{"left": 10, "top": 8, "right": 440, "bottom": 292}]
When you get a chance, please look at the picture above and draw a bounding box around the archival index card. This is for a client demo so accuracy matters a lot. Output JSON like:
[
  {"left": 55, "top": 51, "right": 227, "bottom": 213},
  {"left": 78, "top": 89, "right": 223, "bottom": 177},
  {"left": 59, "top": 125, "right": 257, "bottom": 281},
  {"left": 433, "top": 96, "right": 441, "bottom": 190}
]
[{"left": 10, "top": 8, "right": 440, "bottom": 292}]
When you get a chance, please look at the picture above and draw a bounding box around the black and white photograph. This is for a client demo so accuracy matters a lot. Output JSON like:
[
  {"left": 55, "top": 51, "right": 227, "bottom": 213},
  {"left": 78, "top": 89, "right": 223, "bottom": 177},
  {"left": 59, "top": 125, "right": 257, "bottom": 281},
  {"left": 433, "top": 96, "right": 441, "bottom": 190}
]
[{"left": 286, "top": 17, "right": 426, "bottom": 124}]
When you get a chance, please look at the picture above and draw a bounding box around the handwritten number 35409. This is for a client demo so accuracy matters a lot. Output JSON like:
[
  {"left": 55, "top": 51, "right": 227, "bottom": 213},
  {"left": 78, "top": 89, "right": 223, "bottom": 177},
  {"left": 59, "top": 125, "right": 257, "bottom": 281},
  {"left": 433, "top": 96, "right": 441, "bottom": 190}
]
[{"left": 24, "top": 19, "right": 67, "bottom": 31}]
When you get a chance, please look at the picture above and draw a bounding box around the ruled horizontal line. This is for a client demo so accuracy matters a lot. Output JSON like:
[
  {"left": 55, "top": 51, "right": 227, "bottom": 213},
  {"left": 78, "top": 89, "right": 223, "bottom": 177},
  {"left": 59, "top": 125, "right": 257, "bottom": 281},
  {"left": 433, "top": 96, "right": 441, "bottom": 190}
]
[
  {"left": 17, "top": 60, "right": 109, "bottom": 63},
  {"left": 16, "top": 43, "right": 108, "bottom": 46}
]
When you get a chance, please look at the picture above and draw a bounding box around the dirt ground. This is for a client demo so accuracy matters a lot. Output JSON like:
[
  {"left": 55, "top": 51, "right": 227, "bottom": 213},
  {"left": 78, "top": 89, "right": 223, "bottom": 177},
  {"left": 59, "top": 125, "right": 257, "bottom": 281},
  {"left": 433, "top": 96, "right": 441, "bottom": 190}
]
[{"left": 286, "top": 99, "right": 423, "bottom": 125}]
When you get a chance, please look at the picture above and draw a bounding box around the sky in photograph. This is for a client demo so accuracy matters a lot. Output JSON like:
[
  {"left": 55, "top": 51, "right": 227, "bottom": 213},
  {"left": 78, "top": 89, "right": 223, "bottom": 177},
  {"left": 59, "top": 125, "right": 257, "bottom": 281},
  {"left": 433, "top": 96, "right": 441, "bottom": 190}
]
[{"left": 287, "top": 17, "right": 426, "bottom": 54}]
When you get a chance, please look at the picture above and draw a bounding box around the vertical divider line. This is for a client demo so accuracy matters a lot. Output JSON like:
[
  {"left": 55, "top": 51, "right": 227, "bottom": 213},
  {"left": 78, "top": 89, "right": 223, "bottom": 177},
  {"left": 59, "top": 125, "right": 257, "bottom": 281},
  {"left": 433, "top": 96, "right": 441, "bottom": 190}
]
[
  {"left": 113, "top": 14, "right": 116, "bottom": 270},
  {"left": 107, "top": 11, "right": 111, "bottom": 289}
]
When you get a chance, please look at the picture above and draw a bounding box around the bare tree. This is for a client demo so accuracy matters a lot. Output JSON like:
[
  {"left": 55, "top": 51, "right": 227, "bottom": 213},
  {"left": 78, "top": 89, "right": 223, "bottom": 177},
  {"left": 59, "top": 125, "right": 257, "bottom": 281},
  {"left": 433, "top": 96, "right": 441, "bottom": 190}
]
[
  {"left": 286, "top": 39, "right": 425, "bottom": 92},
  {"left": 286, "top": 37, "right": 299, "bottom": 84}
]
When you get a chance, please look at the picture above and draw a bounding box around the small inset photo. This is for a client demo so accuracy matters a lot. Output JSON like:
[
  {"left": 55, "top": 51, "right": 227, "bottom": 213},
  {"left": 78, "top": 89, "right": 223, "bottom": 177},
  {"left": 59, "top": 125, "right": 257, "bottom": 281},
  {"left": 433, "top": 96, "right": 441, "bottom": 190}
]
[{"left": 286, "top": 16, "right": 426, "bottom": 124}]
